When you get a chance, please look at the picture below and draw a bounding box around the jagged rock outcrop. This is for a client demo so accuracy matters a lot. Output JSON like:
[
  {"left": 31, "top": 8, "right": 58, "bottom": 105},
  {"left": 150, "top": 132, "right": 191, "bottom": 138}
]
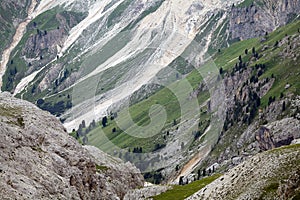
[
  {"left": 187, "top": 144, "right": 300, "bottom": 199},
  {"left": 255, "top": 127, "right": 275, "bottom": 151},
  {"left": 205, "top": 115, "right": 300, "bottom": 173},
  {"left": 229, "top": 0, "right": 300, "bottom": 40},
  {"left": 0, "top": 92, "right": 144, "bottom": 200},
  {"left": 197, "top": 52, "right": 300, "bottom": 172},
  {"left": 23, "top": 28, "right": 66, "bottom": 59},
  {"left": 267, "top": 117, "right": 300, "bottom": 146},
  {"left": 23, "top": 12, "right": 84, "bottom": 59},
  {"left": 38, "top": 63, "right": 64, "bottom": 92}
]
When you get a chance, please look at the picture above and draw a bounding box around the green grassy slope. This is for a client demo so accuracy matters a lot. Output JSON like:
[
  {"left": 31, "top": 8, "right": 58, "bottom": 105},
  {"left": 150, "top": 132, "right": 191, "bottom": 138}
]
[
  {"left": 195, "top": 19, "right": 300, "bottom": 176},
  {"left": 152, "top": 174, "right": 221, "bottom": 200},
  {"left": 84, "top": 19, "right": 300, "bottom": 155},
  {"left": 1, "top": 7, "right": 87, "bottom": 92},
  {"left": 214, "top": 20, "right": 300, "bottom": 106}
]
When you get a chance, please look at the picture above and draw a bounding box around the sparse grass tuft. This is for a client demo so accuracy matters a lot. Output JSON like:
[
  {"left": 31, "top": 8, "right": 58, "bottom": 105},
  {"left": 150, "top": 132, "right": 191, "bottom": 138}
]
[{"left": 96, "top": 164, "right": 109, "bottom": 172}]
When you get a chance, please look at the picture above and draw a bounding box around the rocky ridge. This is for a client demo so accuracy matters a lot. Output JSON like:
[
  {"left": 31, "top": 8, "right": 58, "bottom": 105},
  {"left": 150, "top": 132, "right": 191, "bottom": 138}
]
[{"left": 187, "top": 144, "right": 300, "bottom": 199}]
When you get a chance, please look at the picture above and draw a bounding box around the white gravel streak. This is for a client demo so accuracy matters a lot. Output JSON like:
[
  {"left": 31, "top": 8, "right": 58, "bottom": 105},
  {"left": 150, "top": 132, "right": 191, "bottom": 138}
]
[
  {"left": 64, "top": 0, "right": 243, "bottom": 131},
  {"left": 1, "top": 0, "right": 243, "bottom": 132}
]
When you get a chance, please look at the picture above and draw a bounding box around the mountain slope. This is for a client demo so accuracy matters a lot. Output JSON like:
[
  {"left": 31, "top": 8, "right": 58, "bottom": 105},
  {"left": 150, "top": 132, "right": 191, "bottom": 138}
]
[
  {"left": 0, "top": 0, "right": 32, "bottom": 55},
  {"left": 194, "top": 18, "right": 300, "bottom": 178},
  {"left": 0, "top": 0, "right": 300, "bottom": 190},
  {"left": 1, "top": 0, "right": 243, "bottom": 130},
  {"left": 78, "top": 17, "right": 300, "bottom": 185},
  {"left": 1, "top": 0, "right": 299, "bottom": 133}
]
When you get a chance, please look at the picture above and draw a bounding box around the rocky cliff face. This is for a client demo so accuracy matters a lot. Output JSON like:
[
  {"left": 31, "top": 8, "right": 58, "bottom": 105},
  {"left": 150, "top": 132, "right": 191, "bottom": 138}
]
[
  {"left": 194, "top": 22, "right": 300, "bottom": 179},
  {"left": 0, "top": 92, "right": 144, "bottom": 199},
  {"left": 23, "top": 11, "right": 86, "bottom": 62},
  {"left": 203, "top": 91, "right": 300, "bottom": 176},
  {"left": 229, "top": 0, "right": 300, "bottom": 40}
]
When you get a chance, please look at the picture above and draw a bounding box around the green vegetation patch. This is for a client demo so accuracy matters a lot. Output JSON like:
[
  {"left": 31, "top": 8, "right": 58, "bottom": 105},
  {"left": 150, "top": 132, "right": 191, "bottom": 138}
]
[
  {"left": 263, "top": 182, "right": 279, "bottom": 193},
  {"left": 152, "top": 174, "right": 221, "bottom": 200},
  {"left": 236, "top": 0, "right": 254, "bottom": 7},
  {"left": 0, "top": 106, "right": 21, "bottom": 118},
  {"left": 106, "top": 0, "right": 133, "bottom": 28},
  {"left": 96, "top": 164, "right": 109, "bottom": 172},
  {"left": 268, "top": 143, "right": 300, "bottom": 154},
  {"left": 258, "top": 20, "right": 300, "bottom": 106}
]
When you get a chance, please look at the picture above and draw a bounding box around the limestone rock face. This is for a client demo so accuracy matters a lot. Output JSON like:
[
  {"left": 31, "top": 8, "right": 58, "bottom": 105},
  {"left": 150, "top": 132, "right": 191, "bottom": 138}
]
[
  {"left": 0, "top": 92, "right": 144, "bottom": 200},
  {"left": 229, "top": 0, "right": 300, "bottom": 40},
  {"left": 23, "top": 12, "right": 84, "bottom": 60},
  {"left": 255, "top": 127, "right": 275, "bottom": 151},
  {"left": 23, "top": 28, "right": 66, "bottom": 59}
]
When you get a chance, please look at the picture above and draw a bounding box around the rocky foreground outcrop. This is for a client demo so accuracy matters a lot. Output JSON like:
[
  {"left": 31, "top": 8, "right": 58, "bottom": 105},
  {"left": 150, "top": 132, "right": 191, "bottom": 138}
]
[
  {"left": 187, "top": 144, "right": 300, "bottom": 199},
  {"left": 0, "top": 92, "right": 144, "bottom": 199}
]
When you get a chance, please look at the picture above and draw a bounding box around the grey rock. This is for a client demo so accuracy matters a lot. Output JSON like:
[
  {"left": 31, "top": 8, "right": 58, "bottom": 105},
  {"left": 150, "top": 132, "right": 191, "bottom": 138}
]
[
  {"left": 231, "top": 156, "right": 242, "bottom": 165},
  {"left": 187, "top": 144, "right": 300, "bottom": 200},
  {"left": 0, "top": 93, "right": 144, "bottom": 200},
  {"left": 124, "top": 184, "right": 171, "bottom": 200},
  {"left": 229, "top": 0, "right": 300, "bottom": 41},
  {"left": 255, "top": 127, "right": 275, "bottom": 151},
  {"left": 267, "top": 117, "right": 300, "bottom": 147}
]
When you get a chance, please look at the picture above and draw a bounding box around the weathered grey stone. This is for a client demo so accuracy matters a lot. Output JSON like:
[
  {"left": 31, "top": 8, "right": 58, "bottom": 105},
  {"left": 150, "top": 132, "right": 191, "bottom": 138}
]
[
  {"left": 187, "top": 144, "right": 300, "bottom": 200},
  {"left": 124, "top": 184, "right": 171, "bottom": 200},
  {"left": 0, "top": 93, "right": 144, "bottom": 200},
  {"left": 231, "top": 156, "right": 242, "bottom": 165}
]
